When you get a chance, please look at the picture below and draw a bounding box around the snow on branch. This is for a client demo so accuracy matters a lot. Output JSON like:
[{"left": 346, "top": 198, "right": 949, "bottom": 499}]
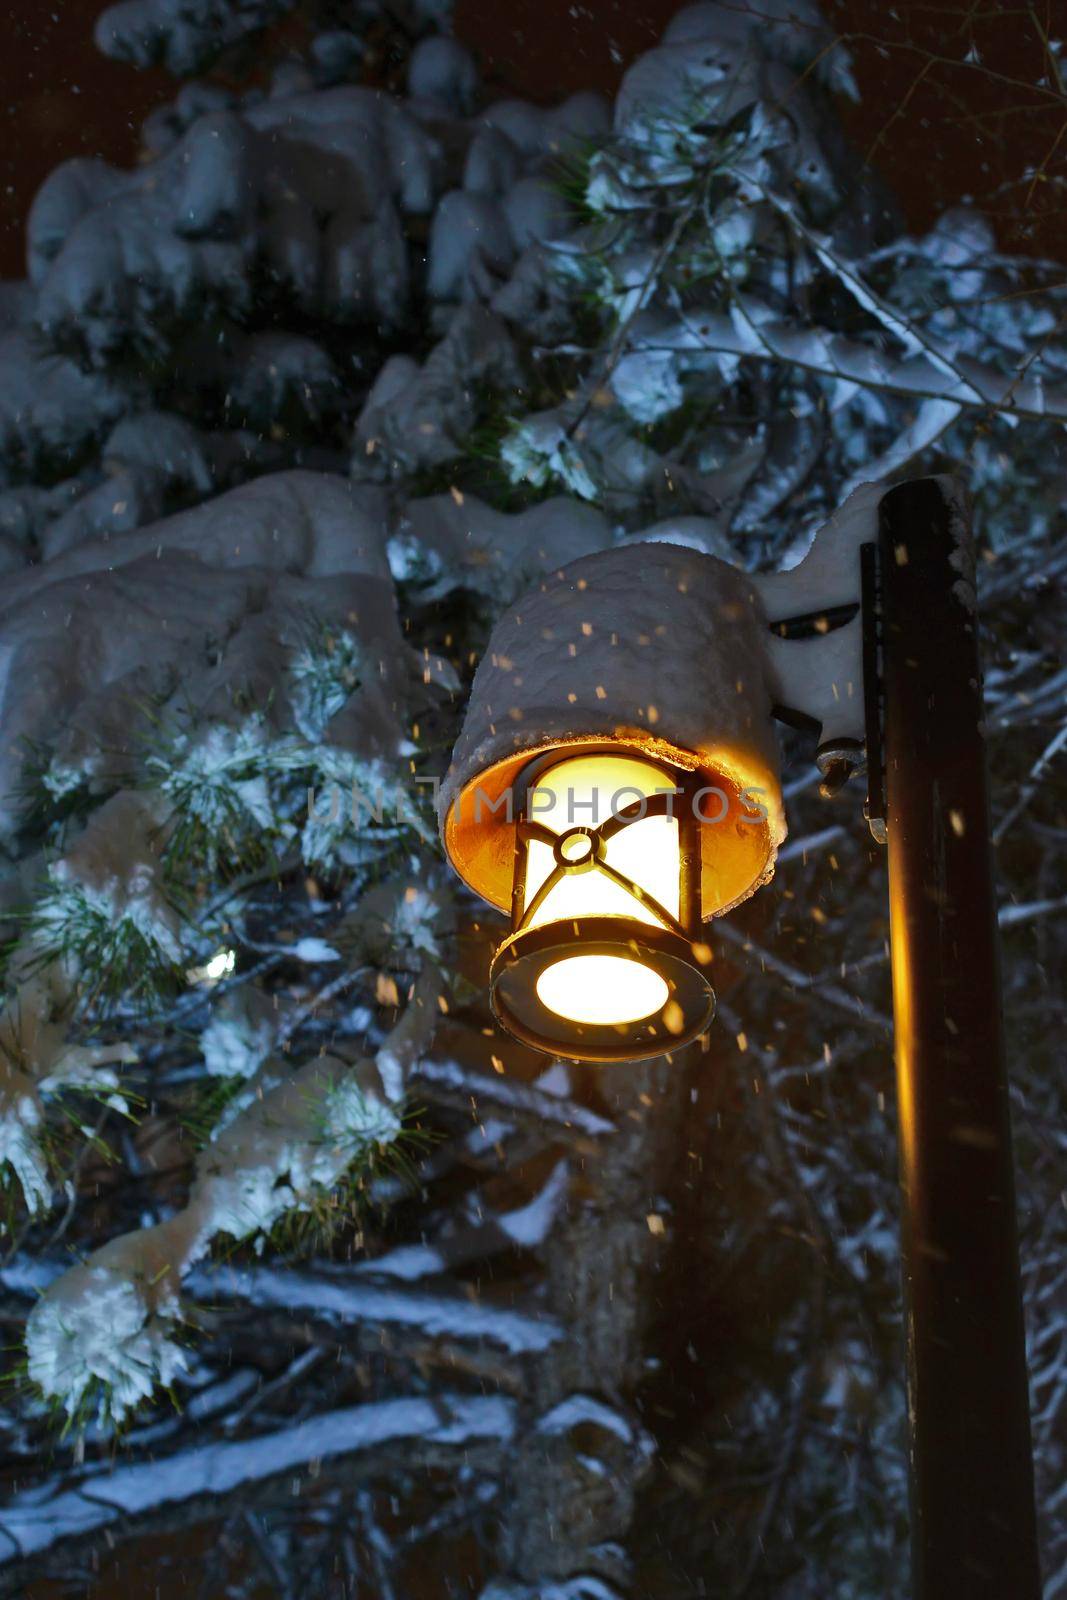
[
  {"left": 24, "top": 965, "right": 442, "bottom": 1426},
  {"left": 29, "top": 790, "right": 186, "bottom": 992},
  {"left": 348, "top": 1157, "right": 571, "bottom": 1280},
  {"left": 95, "top": 0, "right": 298, "bottom": 76},
  {"left": 838, "top": 397, "right": 963, "bottom": 498},
  {"left": 25, "top": 1215, "right": 196, "bottom": 1428},
  {"left": 0, "top": 1393, "right": 515, "bottom": 1563},
  {"left": 186, "top": 1261, "right": 563, "bottom": 1352},
  {"left": 639, "top": 300, "right": 1067, "bottom": 423},
  {"left": 482, "top": 1578, "right": 624, "bottom": 1600},
  {"left": 0, "top": 328, "right": 127, "bottom": 482},
  {"left": 0, "top": 959, "right": 136, "bottom": 1213},
  {"left": 355, "top": 306, "right": 524, "bottom": 480},
  {"left": 0, "top": 0, "right": 1061, "bottom": 1587},
  {"left": 0, "top": 471, "right": 438, "bottom": 844},
  {"left": 28, "top": 92, "right": 435, "bottom": 363},
  {"left": 412, "top": 1056, "right": 616, "bottom": 1140},
  {"left": 18, "top": 24, "right": 612, "bottom": 485},
  {"left": 390, "top": 491, "right": 610, "bottom": 603}
]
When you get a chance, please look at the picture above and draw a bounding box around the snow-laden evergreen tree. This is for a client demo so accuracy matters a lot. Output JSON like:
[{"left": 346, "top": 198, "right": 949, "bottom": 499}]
[{"left": 0, "top": 1, "right": 1063, "bottom": 1594}]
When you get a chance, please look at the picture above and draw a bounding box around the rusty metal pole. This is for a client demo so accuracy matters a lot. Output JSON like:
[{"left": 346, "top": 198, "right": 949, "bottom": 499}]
[{"left": 877, "top": 477, "right": 1040, "bottom": 1598}]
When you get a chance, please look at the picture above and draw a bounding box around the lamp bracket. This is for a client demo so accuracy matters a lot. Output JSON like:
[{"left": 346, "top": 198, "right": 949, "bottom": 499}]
[
  {"left": 766, "top": 601, "right": 860, "bottom": 639},
  {"left": 767, "top": 541, "right": 885, "bottom": 842},
  {"left": 860, "top": 541, "right": 886, "bottom": 842},
  {"left": 749, "top": 478, "right": 963, "bottom": 844}
]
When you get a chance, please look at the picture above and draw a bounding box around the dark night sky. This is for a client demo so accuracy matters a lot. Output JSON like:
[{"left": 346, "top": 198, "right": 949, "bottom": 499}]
[{"left": 1, "top": 0, "right": 1063, "bottom": 280}]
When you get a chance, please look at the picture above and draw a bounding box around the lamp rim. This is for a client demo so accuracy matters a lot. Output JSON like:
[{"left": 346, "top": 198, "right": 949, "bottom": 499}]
[
  {"left": 442, "top": 734, "right": 783, "bottom": 922},
  {"left": 489, "top": 916, "right": 716, "bottom": 1063}
]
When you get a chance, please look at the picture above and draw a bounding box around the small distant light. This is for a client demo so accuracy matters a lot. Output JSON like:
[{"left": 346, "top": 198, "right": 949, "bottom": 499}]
[{"left": 187, "top": 948, "right": 236, "bottom": 986}]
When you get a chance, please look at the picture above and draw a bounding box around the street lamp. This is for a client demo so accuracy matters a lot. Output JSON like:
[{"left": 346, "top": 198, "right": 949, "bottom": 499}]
[
  {"left": 439, "top": 475, "right": 1040, "bottom": 1600},
  {"left": 440, "top": 537, "right": 787, "bottom": 1056}
]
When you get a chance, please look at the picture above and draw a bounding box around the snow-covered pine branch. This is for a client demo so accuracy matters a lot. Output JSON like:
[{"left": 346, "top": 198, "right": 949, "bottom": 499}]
[
  {"left": 0, "top": 960, "right": 136, "bottom": 1215},
  {"left": 628, "top": 299, "right": 1067, "bottom": 423},
  {"left": 25, "top": 967, "right": 440, "bottom": 1426},
  {"left": 1, "top": 0, "right": 1062, "bottom": 1592},
  {"left": 0, "top": 1392, "right": 514, "bottom": 1568}
]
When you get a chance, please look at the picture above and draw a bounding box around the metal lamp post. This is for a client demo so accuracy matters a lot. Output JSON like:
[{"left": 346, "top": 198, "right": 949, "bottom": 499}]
[
  {"left": 873, "top": 479, "right": 1040, "bottom": 1598},
  {"left": 438, "top": 474, "right": 1040, "bottom": 1597}
]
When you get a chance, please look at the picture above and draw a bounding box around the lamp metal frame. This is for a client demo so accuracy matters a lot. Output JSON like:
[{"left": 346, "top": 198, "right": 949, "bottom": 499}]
[{"left": 489, "top": 749, "right": 716, "bottom": 1062}]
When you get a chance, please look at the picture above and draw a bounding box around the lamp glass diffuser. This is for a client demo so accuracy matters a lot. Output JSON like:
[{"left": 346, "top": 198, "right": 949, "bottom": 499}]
[{"left": 489, "top": 748, "right": 716, "bottom": 1061}]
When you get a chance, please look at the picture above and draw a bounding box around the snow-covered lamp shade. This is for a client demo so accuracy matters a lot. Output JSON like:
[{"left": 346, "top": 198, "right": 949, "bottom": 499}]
[{"left": 439, "top": 543, "right": 787, "bottom": 1062}]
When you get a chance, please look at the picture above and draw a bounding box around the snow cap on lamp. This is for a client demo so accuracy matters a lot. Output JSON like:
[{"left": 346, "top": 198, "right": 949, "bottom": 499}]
[{"left": 440, "top": 540, "right": 787, "bottom": 922}]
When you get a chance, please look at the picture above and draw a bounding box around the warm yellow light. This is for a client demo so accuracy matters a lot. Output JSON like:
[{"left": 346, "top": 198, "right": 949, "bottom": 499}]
[
  {"left": 535, "top": 954, "right": 670, "bottom": 1025},
  {"left": 521, "top": 752, "right": 680, "bottom": 931}
]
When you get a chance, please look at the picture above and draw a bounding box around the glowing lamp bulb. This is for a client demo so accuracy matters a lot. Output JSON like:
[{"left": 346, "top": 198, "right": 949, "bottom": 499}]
[{"left": 536, "top": 954, "right": 670, "bottom": 1025}]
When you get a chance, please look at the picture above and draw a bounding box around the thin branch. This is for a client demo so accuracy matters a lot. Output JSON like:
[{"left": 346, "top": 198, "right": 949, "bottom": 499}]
[
  {"left": 993, "top": 723, "right": 1067, "bottom": 843},
  {"left": 714, "top": 920, "right": 891, "bottom": 1030},
  {"left": 411, "top": 1055, "right": 615, "bottom": 1140}
]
